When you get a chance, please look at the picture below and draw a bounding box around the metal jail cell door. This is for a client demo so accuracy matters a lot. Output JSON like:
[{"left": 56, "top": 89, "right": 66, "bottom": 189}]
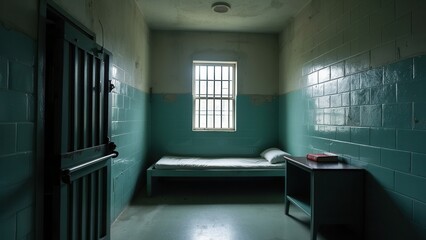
[{"left": 45, "top": 16, "right": 117, "bottom": 240}]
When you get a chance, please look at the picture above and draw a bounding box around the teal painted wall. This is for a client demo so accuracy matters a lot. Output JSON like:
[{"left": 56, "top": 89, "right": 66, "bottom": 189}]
[
  {"left": 279, "top": 55, "right": 426, "bottom": 239},
  {"left": 0, "top": 26, "right": 35, "bottom": 239},
  {"left": 151, "top": 93, "right": 278, "bottom": 160},
  {"left": 110, "top": 80, "right": 150, "bottom": 221}
]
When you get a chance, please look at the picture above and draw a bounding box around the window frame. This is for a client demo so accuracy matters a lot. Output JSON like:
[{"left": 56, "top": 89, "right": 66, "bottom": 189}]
[{"left": 192, "top": 60, "right": 237, "bottom": 132}]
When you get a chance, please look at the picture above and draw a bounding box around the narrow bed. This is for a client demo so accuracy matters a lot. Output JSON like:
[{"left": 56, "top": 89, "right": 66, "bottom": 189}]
[{"left": 146, "top": 148, "right": 289, "bottom": 196}]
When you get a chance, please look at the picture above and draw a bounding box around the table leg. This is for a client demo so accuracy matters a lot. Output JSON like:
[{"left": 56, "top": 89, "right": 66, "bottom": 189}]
[{"left": 285, "top": 197, "right": 290, "bottom": 215}]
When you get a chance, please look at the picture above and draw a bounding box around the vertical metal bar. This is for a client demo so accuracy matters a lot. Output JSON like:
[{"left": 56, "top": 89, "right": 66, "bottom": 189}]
[
  {"left": 83, "top": 52, "right": 89, "bottom": 148},
  {"left": 71, "top": 181, "right": 78, "bottom": 240},
  {"left": 98, "top": 169, "right": 106, "bottom": 237},
  {"left": 89, "top": 172, "right": 97, "bottom": 239},
  {"left": 81, "top": 176, "right": 87, "bottom": 240},
  {"left": 94, "top": 58, "right": 100, "bottom": 146},
  {"left": 86, "top": 55, "right": 93, "bottom": 148},
  {"left": 78, "top": 49, "right": 85, "bottom": 150},
  {"left": 61, "top": 42, "right": 71, "bottom": 153},
  {"left": 73, "top": 45, "right": 80, "bottom": 151},
  {"left": 68, "top": 44, "right": 76, "bottom": 152},
  {"left": 99, "top": 59, "right": 105, "bottom": 144}
]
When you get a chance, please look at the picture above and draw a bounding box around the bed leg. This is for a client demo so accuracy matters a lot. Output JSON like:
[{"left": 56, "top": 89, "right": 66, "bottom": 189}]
[{"left": 147, "top": 169, "right": 153, "bottom": 197}]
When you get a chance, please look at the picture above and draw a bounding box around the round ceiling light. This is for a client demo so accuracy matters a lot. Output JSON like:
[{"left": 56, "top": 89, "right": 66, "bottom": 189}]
[{"left": 212, "top": 2, "right": 231, "bottom": 13}]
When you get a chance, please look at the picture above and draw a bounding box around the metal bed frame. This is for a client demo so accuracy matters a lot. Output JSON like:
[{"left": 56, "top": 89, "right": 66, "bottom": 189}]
[{"left": 146, "top": 164, "right": 286, "bottom": 196}]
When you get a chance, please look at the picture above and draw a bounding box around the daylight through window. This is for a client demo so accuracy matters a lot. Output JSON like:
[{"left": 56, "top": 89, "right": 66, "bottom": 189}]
[{"left": 193, "top": 61, "right": 237, "bottom": 131}]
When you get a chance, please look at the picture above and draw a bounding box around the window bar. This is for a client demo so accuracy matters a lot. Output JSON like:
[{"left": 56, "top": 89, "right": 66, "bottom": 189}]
[
  {"left": 205, "top": 65, "right": 209, "bottom": 129},
  {"left": 220, "top": 66, "right": 223, "bottom": 128},
  {"left": 213, "top": 65, "right": 215, "bottom": 129},
  {"left": 198, "top": 64, "right": 201, "bottom": 129},
  {"left": 228, "top": 66, "right": 231, "bottom": 129}
]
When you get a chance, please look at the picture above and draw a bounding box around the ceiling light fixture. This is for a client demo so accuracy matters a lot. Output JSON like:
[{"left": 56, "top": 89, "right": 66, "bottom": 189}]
[{"left": 212, "top": 2, "right": 231, "bottom": 13}]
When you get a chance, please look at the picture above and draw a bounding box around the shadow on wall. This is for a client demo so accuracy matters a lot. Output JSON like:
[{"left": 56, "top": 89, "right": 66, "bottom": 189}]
[{"left": 365, "top": 174, "right": 424, "bottom": 240}]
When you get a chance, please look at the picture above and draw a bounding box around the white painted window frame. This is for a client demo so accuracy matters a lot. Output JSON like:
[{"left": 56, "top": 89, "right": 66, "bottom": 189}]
[{"left": 192, "top": 60, "right": 237, "bottom": 132}]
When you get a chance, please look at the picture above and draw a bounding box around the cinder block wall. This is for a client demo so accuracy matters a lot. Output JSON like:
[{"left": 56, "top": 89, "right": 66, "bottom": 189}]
[
  {"left": 0, "top": 25, "right": 36, "bottom": 240},
  {"left": 279, "top": 0, "right": 426, "bottom": 239}
]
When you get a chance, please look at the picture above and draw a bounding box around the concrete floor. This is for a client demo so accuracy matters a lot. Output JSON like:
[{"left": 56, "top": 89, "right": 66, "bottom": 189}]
[{"left": 111, "top": 178, "right": 360, "bottom": 240}]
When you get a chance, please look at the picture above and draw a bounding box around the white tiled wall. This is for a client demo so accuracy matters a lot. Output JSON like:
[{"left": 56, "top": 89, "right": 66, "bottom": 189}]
[{"left": 279, "top": 0, "right": 426, "bottom": 94}]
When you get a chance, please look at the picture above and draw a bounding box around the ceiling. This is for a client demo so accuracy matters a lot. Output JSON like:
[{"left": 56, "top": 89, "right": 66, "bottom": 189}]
[{"left": 136, "top": 0, "right": 310, "bottom": 33}]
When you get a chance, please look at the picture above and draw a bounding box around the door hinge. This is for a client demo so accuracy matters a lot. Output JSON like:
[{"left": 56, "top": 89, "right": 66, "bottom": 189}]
[{"left": 109, "top": 80, "right": 115, "bottom": 93}]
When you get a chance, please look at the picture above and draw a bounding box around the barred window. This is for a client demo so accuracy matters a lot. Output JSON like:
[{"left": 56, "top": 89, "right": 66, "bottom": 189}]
[{"left": 192, "top": 61, "right": 237, "bottom": 131}]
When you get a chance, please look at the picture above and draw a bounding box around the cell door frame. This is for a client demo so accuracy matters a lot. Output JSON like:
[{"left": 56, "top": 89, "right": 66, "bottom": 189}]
[{"left": 36, "top": 1, "right": 114, "bottom": 240}]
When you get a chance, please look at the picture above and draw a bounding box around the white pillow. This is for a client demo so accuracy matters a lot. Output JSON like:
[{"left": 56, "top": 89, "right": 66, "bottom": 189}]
[{"left": 260, "top": 148, "right": 291, "bottom": 164}]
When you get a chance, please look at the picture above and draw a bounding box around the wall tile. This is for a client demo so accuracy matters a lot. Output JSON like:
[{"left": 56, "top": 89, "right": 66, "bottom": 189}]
[
  {"left": 360, "top": 68, "right": 383, "bottom": 88},
  {"left": 17, "top": 123, "right": 34, "bottom": 152},
  {"left": 345, "top": 52, "right": 370, "bottom": 75},
  {"left": 414, "top": 55, "right": 426, "bottom": 81},
  {"left": 341, "top": 92, "right": 350, "bottom": 106},
  {"left": 412, "top": 153, "right": 426, "bottom": 178},
  {"left": 351, "top": 89, "right": 370, "bottom": 105},
  {"left": 318, "top": 67, "right": 330, "bottom": 83},
  {"left": 323, "top": 109, "right": 331, "bottom": 125},
  {"left": 330, "top": 94, "right": 342, "bottom": 107},
  {"left": 329, "top": 141, "right": 359, "bottom": 160},
  {"left": 331, "top": 62, "right": 345, "bottom": 79},
  {"left": 350, "top": 74, "right": 361, "bottom": 90},
  {"left": 336, "top": 126, "right": 351, "bottom": 141},
  {"left": 0, "top": 57, "right": 8, "bottom": 89},
  {"left": 397, "top": 130, "right": 426, "bottom": 154},
  {"left": 324, "top": 80, "right": 338, "bottom": 95},
  {"left": 338, "top": 76, "right": 350, "bottom": 93},
  {"left": 366, "top": 164, "right": 395, "bottom": 190},
  {"left": 307, "top": 71, "right": 318, "bottom": 86},
  {"left": 384, "top": 58, "right": 414, "bottom": 84},
  {"left": 370, "top": 127, "right": 396, "bottom": 148},
  {"left": 370, "top": 41, "right": 396, "bottom": 68},
  {"left": 331, "top": 108, "right": 346, "bottom": 125},
  {"left": 9, "top": 61, "right": 33, "bottom": 93},
  {"left": 360, "top": 145, "right": 381, "bottom": 165},
  {"left": 383, "top": 103, "right": 412, "bottom": 129},
  {"left": 397, "top": 80, "right": 426, "bottom": 102},
  {"left": 414, "top": 102, "right": 426, "bottom": 130},
  {"left": 0, "top": 123, "right": 16, "bottom": 155},
  {"left": 0, "top": 90, "right": 28, "bottom": 122},
  {"left": 350, "top": 127, "right": 370, "bottom": 144},
  {"left": 0, "top": 153, "right": 31, "bottom": 185},
  {"left": 360, "top": 104, "right": 382, "bottom": 127},
  {"left": 347, "top": 106, "right": 360, "bottom": 126},
  {"left": 308, "top": 137, "right": 331, "bottom": 153},
  {"left": 16, "top": 206, "right": 33, "bottom": 239},
  {"left": 0, "top": 27, "right": 35, "bottom": 65},
  {"left": 371, "top": 84, "right": 396, "bottom": 104},
  {"left": 381, "top": 149, "right": 411, "bottom": 173},
  {"left": 413, "top": 201, "right": 426, "bottom": 226},
  {"left": 395, "top": 172, "right": 426, "bottom": 202},
  {"left": 396, "top": 35, "right": 426, "bottom": 61},
  {"left": 312, "top": 84, "right": 324, "bottom": 97},
  {"left": 318, "top": 96, "right": 330, "bottom": 108}
]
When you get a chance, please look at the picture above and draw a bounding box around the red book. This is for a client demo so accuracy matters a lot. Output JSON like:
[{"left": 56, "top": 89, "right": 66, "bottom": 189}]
[{"left": 306, "top": 153, "right": 338, "bottom": 162}]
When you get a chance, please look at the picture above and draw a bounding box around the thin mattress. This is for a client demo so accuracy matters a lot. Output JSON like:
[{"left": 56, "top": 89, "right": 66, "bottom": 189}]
[{"left": 154, "top": 155, "right": 286, "bottom": 170}]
